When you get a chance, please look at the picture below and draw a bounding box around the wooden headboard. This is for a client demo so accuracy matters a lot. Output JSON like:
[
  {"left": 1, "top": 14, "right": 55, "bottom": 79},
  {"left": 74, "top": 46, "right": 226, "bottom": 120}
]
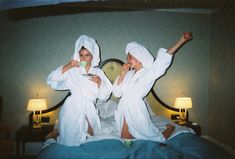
[
  {"left": 32, "top": 58, "right": 180, "bottom": 126},
  {"left": 100, "top": 58, "right": 180, "bottom": 113}
]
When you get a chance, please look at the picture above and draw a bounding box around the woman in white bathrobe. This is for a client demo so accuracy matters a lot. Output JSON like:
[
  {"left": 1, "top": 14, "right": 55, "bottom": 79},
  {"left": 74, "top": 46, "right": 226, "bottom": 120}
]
[
  {"left": 47, "top": 35, "right": 112, "bottom": 146},
  {"left": 113, "top": 32, "right": 192, "bottom": 143}
]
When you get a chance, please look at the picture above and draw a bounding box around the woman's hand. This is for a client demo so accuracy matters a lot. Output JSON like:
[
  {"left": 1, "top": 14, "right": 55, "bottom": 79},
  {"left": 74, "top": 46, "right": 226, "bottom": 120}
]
[
  {"left": 121, "top": 63, "right": 130, "bottom": 75},
  {"left": 182, "top": 32, "right": 193, "bottom": 42},
  {"left": 70, "top": 60, "right": 80, "bottom": 67},
  {"left": 62, "top": 60, "right": 79, "bottom": 73},
  {"left": 167, "top": 32, "right": 193, "bottom": 55},
  {"left": 90, "top": 75, "right": 101, "bottom": 88},
  {"left": 117, "top": 63, "right": 130, "bottom": 85}
]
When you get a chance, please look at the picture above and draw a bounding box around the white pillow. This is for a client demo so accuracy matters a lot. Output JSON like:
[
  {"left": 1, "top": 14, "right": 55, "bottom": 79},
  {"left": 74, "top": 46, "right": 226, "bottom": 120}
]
[
  {"left": 54, "top": 119, "right": 59, "bottom": 130},
  {"left": 96, "top": 98, "right": 154, "bottom": 119},
  {"left": 100, "top": 116, "right": 119, "bottom": 135},
  {"left": 96, "top": 99, "right": 119, "bottom": 119}
]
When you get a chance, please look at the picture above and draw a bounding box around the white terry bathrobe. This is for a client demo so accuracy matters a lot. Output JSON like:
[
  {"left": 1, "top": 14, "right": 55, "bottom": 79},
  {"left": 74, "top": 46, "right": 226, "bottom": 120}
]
[
  {"left": 47, "top": 35, "right": 112, "bottom": 146},
  {"left": 113, "top": 42, "right": 173, "bottom": 143}
]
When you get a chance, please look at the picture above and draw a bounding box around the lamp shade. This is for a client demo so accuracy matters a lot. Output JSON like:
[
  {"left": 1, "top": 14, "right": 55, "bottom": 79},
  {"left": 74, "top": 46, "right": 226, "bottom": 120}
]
[
  {"left": 174, "top": 97, "right": 192, "bottom": 109},
  {"left": 27, "top": 99, "right": 47, "bottom": 111}
]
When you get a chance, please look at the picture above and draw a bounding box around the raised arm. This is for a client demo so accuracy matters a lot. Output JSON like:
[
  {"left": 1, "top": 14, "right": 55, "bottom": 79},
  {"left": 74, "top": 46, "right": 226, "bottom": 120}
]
[
  {"left": 62, "top": 60, "right": 79, "bottom": 73},
  {"left": 167, "top": 32, "right": 192, "bottom": 55},
  {"left": 150, "top": 32, "right": 193, "bottom": 80},
  {"left": 117, "top": 63, "right": 130, "bottom": 85}
]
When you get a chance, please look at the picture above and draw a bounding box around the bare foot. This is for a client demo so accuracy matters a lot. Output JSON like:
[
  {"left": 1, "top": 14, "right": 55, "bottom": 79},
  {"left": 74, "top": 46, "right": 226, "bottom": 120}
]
[
  {"left": 45, "top": 129, "right": 59, "bottom": 140},
  {"left": 162, "top": 124, "right": 175, "bottom": 139}
]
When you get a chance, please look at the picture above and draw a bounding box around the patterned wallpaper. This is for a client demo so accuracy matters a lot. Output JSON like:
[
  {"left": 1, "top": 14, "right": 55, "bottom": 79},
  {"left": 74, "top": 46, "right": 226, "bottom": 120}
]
[{"left": 0, "top": 10, "right": 210, "bottom": 142}]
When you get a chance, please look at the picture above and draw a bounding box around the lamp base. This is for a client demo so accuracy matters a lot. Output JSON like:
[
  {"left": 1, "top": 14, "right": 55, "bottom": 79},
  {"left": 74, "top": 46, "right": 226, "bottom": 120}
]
[
  {"left": 175, "top": 116, "right": 188, "bottom": 125},
  {"left": 33, "top": 124, "right": 42, "bottom": 129},
  {"left": 32, "top": 114, "right": 42, "bottom": 128},
  {"left": 177, "top": 120, "right": 187, "bottom": 125}
]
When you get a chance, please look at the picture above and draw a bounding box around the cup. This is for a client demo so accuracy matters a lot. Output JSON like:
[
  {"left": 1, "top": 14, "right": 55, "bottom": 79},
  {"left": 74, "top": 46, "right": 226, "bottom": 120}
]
[
  {"left": 123, "top": 138, "right": 133, "bottom": 147},
  {"left": 80, "top": 61, "right": 87, "bottom": 67}
]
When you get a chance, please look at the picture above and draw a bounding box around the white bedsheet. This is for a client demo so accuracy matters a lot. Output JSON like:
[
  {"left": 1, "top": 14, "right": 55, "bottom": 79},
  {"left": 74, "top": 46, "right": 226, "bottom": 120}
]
[
  {"left": 84, "top": 114, "right": 195, "bottom": 144},
  {"left": 42, "top": 100, "right": 195, "bottom": 149}
]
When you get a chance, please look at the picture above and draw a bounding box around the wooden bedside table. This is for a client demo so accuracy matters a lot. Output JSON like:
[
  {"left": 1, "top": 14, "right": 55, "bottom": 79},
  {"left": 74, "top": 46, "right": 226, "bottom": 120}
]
[
  {"left": 15, "top": 125, "right": 53, "bottom": 155},
  {"left": 185, "top": 122, "right": 201, "bottom": 136},
  {"left": 175, "top": 121, "right": 201, "bottom": 136}
]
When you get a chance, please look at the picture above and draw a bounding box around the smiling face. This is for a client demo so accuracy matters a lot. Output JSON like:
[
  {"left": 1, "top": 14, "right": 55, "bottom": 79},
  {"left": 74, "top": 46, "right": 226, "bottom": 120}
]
[
  {"left": 127, "top": 53, "right": 142, "bottom": 71},
  {"left": 79, "top": 48, "right": 93, "bottom": 67}
]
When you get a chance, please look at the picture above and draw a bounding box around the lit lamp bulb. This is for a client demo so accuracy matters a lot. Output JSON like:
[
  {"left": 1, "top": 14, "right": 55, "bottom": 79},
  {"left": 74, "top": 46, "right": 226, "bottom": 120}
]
[
  {"left": 27, "top": 99, "right": 47, "bottom": 128},
  {"left": 174, "top": 97, "right": 192, "bottom": 124}
]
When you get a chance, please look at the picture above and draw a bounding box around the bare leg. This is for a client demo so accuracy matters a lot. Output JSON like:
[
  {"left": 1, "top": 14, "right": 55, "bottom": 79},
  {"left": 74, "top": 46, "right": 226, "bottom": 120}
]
[
  {"left": 45, "top": 129, "right": 59, "bottom": 140},
  {"left": 162, "top": 124, "right": 175, "bottom": 139},
  {"left": 86, "top": 119, "right": 93, "bottom": 136},
  {"left": 121, "top": 117, "right": 134, "bottom": 139}
]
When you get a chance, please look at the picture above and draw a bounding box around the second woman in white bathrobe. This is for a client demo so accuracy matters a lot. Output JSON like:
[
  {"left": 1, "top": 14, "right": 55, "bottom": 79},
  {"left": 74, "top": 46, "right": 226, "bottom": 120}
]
[
  {"left": 113, "top": 32, "right": 192, "bottom": 143},
  {"left": 47, "top": 35, "right": 112, "bottom": 146}
]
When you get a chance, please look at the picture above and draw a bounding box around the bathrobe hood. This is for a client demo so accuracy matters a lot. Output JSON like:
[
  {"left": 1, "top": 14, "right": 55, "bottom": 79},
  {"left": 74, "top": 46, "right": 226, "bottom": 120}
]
[
  {"left": 73, "top": 35, "right": 100, "bottom": 67},
  {"left": 125, "top": 42, "right": 154, "bottom": 68}
]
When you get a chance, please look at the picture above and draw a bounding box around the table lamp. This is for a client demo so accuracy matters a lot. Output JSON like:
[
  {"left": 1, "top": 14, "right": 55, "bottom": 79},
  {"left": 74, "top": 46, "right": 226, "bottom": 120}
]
[
  {"left": 27, "top": 99, "right": 47, "bottom": 128},
  {"left": 174, "top": 97, "right": 192, "bottom": 124}
]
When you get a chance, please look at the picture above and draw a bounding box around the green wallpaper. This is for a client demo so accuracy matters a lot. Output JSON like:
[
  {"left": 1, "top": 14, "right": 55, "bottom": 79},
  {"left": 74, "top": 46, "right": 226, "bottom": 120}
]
[
  {"left": 209, "top": 8, "right": 235, "bottom": 149},
  {"left": 0, "top": 10, "right": 211, "bottom": 141}
]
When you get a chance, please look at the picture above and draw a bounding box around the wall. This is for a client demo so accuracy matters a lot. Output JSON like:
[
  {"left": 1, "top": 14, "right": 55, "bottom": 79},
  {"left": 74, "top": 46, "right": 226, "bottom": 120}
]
[
  {"left": 0, "top": 9, "right": 211, "bottom": 152},
  {"left": 209, "top": 8, "right": 235, "bottom": 149}
]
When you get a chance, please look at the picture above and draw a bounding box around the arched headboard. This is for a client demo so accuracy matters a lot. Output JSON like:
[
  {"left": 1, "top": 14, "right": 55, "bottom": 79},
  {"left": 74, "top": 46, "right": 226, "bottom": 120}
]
[{"left": 100, "top": 58, "right": 180, "bottom": 112}]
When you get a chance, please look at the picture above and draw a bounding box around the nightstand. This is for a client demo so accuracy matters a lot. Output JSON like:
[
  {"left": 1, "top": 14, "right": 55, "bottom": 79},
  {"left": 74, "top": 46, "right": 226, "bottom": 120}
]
[
  {"left": 15, "top": 125, "right": 53, "bottom": 155},
  {"left": 175, "top": 121, "right": 201, "bottom": 136},
  {"left": 185, "top": 122, "right": 201, "bottom": 136}
]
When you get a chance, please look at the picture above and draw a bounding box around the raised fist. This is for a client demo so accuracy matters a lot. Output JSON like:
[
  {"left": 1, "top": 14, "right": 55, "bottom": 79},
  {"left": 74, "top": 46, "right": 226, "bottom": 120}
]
[{"left": 183, "top": 32, "right": 192, "bottom": 41}]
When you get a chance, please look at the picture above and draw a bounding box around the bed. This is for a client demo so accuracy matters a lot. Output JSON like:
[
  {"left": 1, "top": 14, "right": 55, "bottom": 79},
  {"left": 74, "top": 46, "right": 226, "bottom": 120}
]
[{"left": 36, "top": 58, "right": 234, "bottom": 159}]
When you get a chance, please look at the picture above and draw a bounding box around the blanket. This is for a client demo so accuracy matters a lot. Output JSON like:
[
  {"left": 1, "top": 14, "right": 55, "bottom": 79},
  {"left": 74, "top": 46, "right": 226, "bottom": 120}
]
[{"left": 37, "top": 133, "right": 234, "bottom": 159}]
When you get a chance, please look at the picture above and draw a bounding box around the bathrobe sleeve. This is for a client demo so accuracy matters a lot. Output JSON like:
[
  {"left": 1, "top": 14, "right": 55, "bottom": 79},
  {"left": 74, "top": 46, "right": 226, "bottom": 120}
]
[
  {"left": 96, "top": 70, "right": 113, "bottom": 101},
  {"left": 112, "top": 75, "right": 122, "bottom": 98},
  {"left": 112, "top": 71, "right": 132, "bottom": 98},
  {"left": 151, "top": 48, "right": 173, "bottom": 79},
  {"left": 47, "top": 66, "right": 69, "bottom": 90}
]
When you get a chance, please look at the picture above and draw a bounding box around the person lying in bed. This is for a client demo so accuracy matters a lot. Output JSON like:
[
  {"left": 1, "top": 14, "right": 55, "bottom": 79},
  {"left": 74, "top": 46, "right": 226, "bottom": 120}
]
[
  {"left": 47, "top": 35, "right": 113, "bottom": 146},
  {"left": 113, "top": 32, "right": 192, "bottom": 142}
]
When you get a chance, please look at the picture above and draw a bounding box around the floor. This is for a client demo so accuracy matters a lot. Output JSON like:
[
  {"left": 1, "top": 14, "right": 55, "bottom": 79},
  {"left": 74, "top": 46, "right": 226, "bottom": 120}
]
[{"left": 202, "top": 136, "right": 235, "bottom": 157}]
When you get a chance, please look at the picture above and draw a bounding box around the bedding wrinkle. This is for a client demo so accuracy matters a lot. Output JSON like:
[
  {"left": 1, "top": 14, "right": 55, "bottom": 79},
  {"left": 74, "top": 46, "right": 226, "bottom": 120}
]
[{"left": 38, "top": 133, "right": 234, "bottom": 159}]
